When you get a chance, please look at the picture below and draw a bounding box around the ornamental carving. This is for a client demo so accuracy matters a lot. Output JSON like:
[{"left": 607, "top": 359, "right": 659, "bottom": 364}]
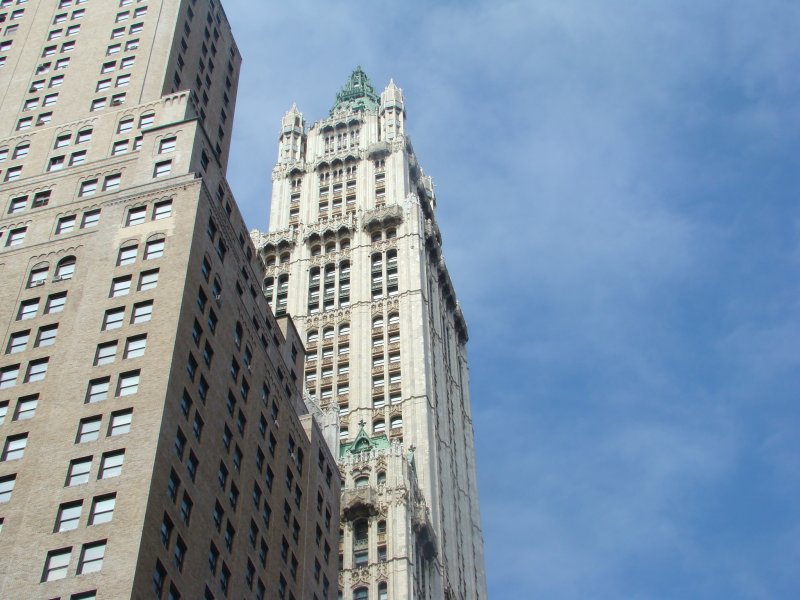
[{"left": 362, "top": 204, "right": 403, "bottom": 230}]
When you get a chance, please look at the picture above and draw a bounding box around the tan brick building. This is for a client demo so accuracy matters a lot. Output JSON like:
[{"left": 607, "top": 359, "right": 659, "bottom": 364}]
[{"left": 0, "top": 1, "right": 339, "bottom": 599}]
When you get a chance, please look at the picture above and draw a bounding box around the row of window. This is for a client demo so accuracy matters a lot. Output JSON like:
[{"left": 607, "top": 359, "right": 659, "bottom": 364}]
[{"left": 0, "top": 357, "right": 49, "bottom": 389}]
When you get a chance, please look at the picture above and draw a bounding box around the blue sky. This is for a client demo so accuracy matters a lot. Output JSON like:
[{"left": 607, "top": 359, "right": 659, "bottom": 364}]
[{"left": 221, "top": 1, "right": 800, "bottom": 597}]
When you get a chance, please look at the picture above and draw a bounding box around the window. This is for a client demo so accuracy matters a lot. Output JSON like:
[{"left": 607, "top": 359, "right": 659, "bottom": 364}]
[
  {"left": 107, "top": 43, "right": 121, "bottom": 55},
  {"left": 111, "top": 275, "right": 132, "bottom": 297},
  {"left": 5, "top": 227, "right": 26, "bottom": 246},
  {"left": 154, "top": 160, "right": 172, "bottom": 177},
  {"left": 15, "top": 395, "right": 38, "bottom": 420},
  {"left": 153, "top": 561, "right": 166, "bottom": 597},
  {"left": 132, "top": 301, "right": 152, "bottom": 323},
  {"left": 2, "top": 434, "right": 27, "bottom": 461},
  {"left": 0, "top": 365, "right": 19, "bottom": 389},
  {"left": 159, "top": 137, "right": 176, "bottom": 153},
  {"left": 117, "top": 243, "right": 137, "bottom": 265},
  {"left": 99, "top": 450, "right": 124, "bottom": 478},
  {"left": 33, "top": 191, "right": 51, "bottom": 208},
  {"left": 82, "top": 210, "right": 100, "bottom": 228},
  {"left": 77, "top": 416, "right": 101, "bottom": 443},
  {"left": 0, "top": 474, "right": 16, "bottom": 503},
  {"left": 94, "top": 341, "right": 117, "bottom": 365},
  {"left": 67, "top": 456, "right": 92, "bottom": 485},
  {"left": 117, "top": 371, "right": 139, "bottom": 396},
  {"left": 7, "top": 330, "right": 29, "bottom": 353},
  {"left": 125, "top": 38, "right": 139, "bottom": 51},
  {"left": 47, "top": 156, "right": 64, "bottom": 172},
  {"left": 56, "top": 501, "right": 83, "bottom": 532},
  {"left": 112, "top": 140, "right": 128, "bottom": 155},
  {"left": 17, "top": 298, "right": 39, "bottom": 321},
  {"left": 25, "top": 358, "right": 49, "bottom": 382},
  {"left": 69, "top": 150, "right": 86, "bottom": 165},
  {"left": 153, "top": 200, "right": 172, "bottom": 219},
  {"left": 55, "top": 256, "right": 76, "bottom": 280},
  {"left": 144, "top": 238, "right": 164, "bottom": 259},
  {"left": 13, "top": 143, "right": 29, "bottom": 159},
  {"left": 121, "top": 56, "right": 135, "bottom": 69},
  {"left": 77, "top": 541, "right": 106, "bottom": 574},
  {"left": 125, "top": 206, "right": 146, "bottom": 226},
  {"left": 42, "top": 548, "right": 72, "bottom": 581},
  {"left": 76, "top": 129, "right": 92, "bottom": 143},
  {"left": 9, "top": 196, "right": 27, "bottom": 213},
  {"left": 79, "top": 179, "right": 97, "bottom": 196},
  {"left": 89, "top": 494, "right": 115, "bottom": 525},
  {"left": 124, "top": 334, "right": 146, "bottom": 358},
  {"left": 102, "top": 308, "right": 124, "bottom": 330},
  {"left": 36, "top": 324, "right": 58, "bottom": 347},
  {"left": 46, "top": 292, "right": 67, "bottom": 313},
  {"left": 86, "top": 378, "right": 109, "bottom": 403},
  {"left": 139, "top": 113, "right": 154, "bottom": 128},
  {"left": 118, "top": 117, "right": 133, "bottom": 133},
  {"left": 138, "top": 269, "right": 158, "bottom": 291},
  {"left": 90, "top": 97, "right": 106, "bottom": 111},
  {"left": 104, "top": 174, "right": 121, "bottom": 191}
]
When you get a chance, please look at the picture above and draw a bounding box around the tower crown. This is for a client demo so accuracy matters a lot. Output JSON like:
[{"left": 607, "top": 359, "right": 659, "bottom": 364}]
[{"left": 330, "top": 66, "right": 380, "bottom": 115}]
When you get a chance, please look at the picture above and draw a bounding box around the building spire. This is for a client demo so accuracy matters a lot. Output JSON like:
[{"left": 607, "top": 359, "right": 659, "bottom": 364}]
[{"left": 330, "top": 66, "right": 380, "bottom": 116}]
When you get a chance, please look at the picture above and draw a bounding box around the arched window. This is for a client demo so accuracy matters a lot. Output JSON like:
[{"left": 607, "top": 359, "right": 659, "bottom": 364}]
[
  {"left": 307, "top": 329, "right": 319, "bottom": 344},
  {"left": 279, "top": 252, "right": 290, "bottom": 264},
  {"left": 264, "top": 254, "right": 276, "bottom": 266},
  {"left": 388, "top": 313, "right": 399, "bottom": 327},
  {"left": 371, "top": 231, "right": 382, "bottom": 243},
  {"left": 325, "top": 241, "right": 336, "bottom": 253},
  {"left": 354, "top": 587, "right": 369, "bottom": 600},
  {"left": 311, "top": 245, "right": 321, "bottom": 256},
  {"left": 338, "top": 322, "right": 350, "bottom": 336},
  {"left": 377, "top": 472, "right": 386, "bottom": 486},
  {"left": 372, "top": 316, "right": 383, "bottom": 329},
  {"left": 390, "top": 416, "right": 403, "bottom": 430},
  {"left": 144, "top": 235, "right": 165, "bottom": 260},
  {"left": 27, "top": 262, "right": 49, "bottom": 287},
  {"left": 117, "top": 241, "right": 138, "bottom": 266},
  {"left": 371, "top": 252, "right": 382, "bottom": 266},
  {"left": 354, "top": 476, "right": 369, "bottom": 488},
  {"left": 323, "top": 327, "right": 334, "bottom": 340},
  {"left": 55, "top": 256, "right": 76, "bottom": 280},
  {"left": 373, "top": 419, "right": 385, "bottom": 434},
  {"left": 378, "top": 582, "right": 388, "bottom": 600},
  {"left": 340, "top": 238, "right": 350, "bottom": 250},
  {"left": 386, "top": 228, "right": 396, "bottom": 239}
]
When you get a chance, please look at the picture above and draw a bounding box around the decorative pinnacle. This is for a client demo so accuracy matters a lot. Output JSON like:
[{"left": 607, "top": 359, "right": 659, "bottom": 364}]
[{"left": 330, "top": 66, "right": 380, "bottom": 115}]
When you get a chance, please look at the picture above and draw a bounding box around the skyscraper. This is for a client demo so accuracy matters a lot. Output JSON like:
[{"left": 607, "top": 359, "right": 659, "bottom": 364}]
[
  {"left": 0, "top": 1, "right": 339, "bottom": 599},
  {"left": 253, "top": 68, "right": 487, "bottom": 599}
]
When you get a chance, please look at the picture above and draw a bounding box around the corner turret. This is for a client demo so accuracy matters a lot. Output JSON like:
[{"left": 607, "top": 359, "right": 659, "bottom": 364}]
[
  {"left": 278, "top": 103, "right": 306, "bottom": 164},
  {"left": 380, "top": 79, "right": 405, "bottom": 140}
]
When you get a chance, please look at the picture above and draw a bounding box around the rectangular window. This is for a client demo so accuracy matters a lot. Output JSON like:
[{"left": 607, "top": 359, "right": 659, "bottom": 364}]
[
  {"left": 36, "top": 324, "right": 58, "bottom": 347},
  {"left": 144, "top": 239, "right": 164, "bottom": 259},
  {"left": 99, "top": 451, "right": 124, "bottom": 479},
  {"left": 55, "top": 501, "right": 83, "bottom": 532},
  {"left": 120, "top": 56, "right": 135, "bottom": 70},
  {"left": 102, "top": 308, "right": 124, "bottom": 330},
  {"left": 79, "top": 179, "right": 97, "bottom": 196},
  {"left": 9, "top": 196, "right": 27, "bottom": 213},
  {"left": 25, "top": 358, "right": 49, "bottom": 382},
  {"left": 1, "top": 365, "right": 19, "bottom": 389},
  {"left": 7, "top": 330, "right": 29, "bottom": 354},
  {"left": 89, "top": 494, "right": 116, "bottom": 525},
  {"left": 77, "top": 541, "right": 106, "bottom": 574},
  {"left": 103, "top": 174, "right": 121, "bottom": 191},
  {"left": 109, "top": 410, "right": 132, "bottom": 436},
  {"left": 0, "top": 474, "right": 16, "bottom": 503},
  {"left": 77, "top": 416, "right": 102, "bottom": 443},
  {"left": 56, "top": 215, "right": 76, "bottom": 234},
  {"left": 94, "top": 341, "right": 117, "bottom": 365},
  {"left": 153, "top": 200, "right": 172, "bottom": 219},
  {"left": 112, "top": 140, "right": 128, "bottom": 155},
  {"left": 111, "top": 276, "right": 131, "bottom": 297},
  {"left": 82, "top": 210, "right": 100, "bottom": 228},
  {"left": 116, "top": 74, "right": 130, "bottom": 87},
  {"left": 126, "top": 206, "right": 146, "bottom": 226},
  {"left": 138, "top": 269, "right": 158, "bottom": 291},
  {"left": 86, "top": 378, "right": 110, "bottom": 403},
  {"left": 14, "top": 395, "right": 38, "bottom": 420},
  {"left": 154, "top": 160, "right": 172, "bottom": 177},
  {"left": 42, "top": 548, "right": 72, "bottom": 581},
  {"left": 159, "top": 137, "right": 176, "bottom": 153},
  {"left": 2, "top": 433, "right": 27, "bottom": 461},
  {"left": 117, "top": 244, "right": 137, "bottom": 265},
  {"left": 132, "top": 301, "right": 152, "bottom": 324},
  {"left": 5, "top": 225, "right": 26, "bottom": 245},
  {"left": 124, "top": 335, "right": 146, "bottom": 358},
  {"left": 117, "top": 370, "right": 140, "bottom": 396},
  {"left": 69, "top": 151, "right": 86, "bottom": 165},
  {"left": 46, "top": 292, "right": 67, "bottom": 313},
  {"left": 17, "top": 299, "right": 38, "bottom": 321},
  {"left": 48, "top": 156, "right": 65, "bottom": 172},
  {"left": 33, "top": 191, "right": 51, "bottom": 207},
  {"left": 67, "top": 456, "right": 92, "bottom": 486}
]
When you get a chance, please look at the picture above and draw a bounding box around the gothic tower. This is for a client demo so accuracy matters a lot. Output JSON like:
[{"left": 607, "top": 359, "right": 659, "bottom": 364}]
[{"left": 253, "top": 67, "right": 487, "bottom": 600}]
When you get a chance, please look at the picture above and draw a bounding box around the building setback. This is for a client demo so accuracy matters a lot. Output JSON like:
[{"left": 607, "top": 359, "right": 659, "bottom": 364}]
[
  {"left": 0, "top": 1, "right": 339, "bottom": 599},
  {"left": 253, "top": 68, "right": 488, "bottom": 600}
]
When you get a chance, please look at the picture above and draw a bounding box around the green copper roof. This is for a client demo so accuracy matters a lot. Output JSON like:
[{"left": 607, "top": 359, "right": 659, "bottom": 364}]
[
  {"left": 330, "top": 66, "right": 380, "bottom": 116},
  {"left": 339, "top": 420, "right": 390, "bottom": 457}
]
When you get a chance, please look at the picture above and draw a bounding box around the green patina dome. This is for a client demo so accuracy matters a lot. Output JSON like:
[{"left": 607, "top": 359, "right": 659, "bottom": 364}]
[{"left": 330, "top": 66, "right": 380, "bottom": 116}]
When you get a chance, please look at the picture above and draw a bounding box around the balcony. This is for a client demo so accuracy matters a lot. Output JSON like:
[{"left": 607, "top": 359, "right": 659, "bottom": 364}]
[{"left": 341, "top": 487, "right": 378, "bottom": 521}]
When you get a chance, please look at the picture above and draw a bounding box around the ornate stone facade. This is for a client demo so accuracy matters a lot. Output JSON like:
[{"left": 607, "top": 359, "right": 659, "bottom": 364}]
[{"left": 253, "top": 69, "right": 487, "bottom": 600}]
